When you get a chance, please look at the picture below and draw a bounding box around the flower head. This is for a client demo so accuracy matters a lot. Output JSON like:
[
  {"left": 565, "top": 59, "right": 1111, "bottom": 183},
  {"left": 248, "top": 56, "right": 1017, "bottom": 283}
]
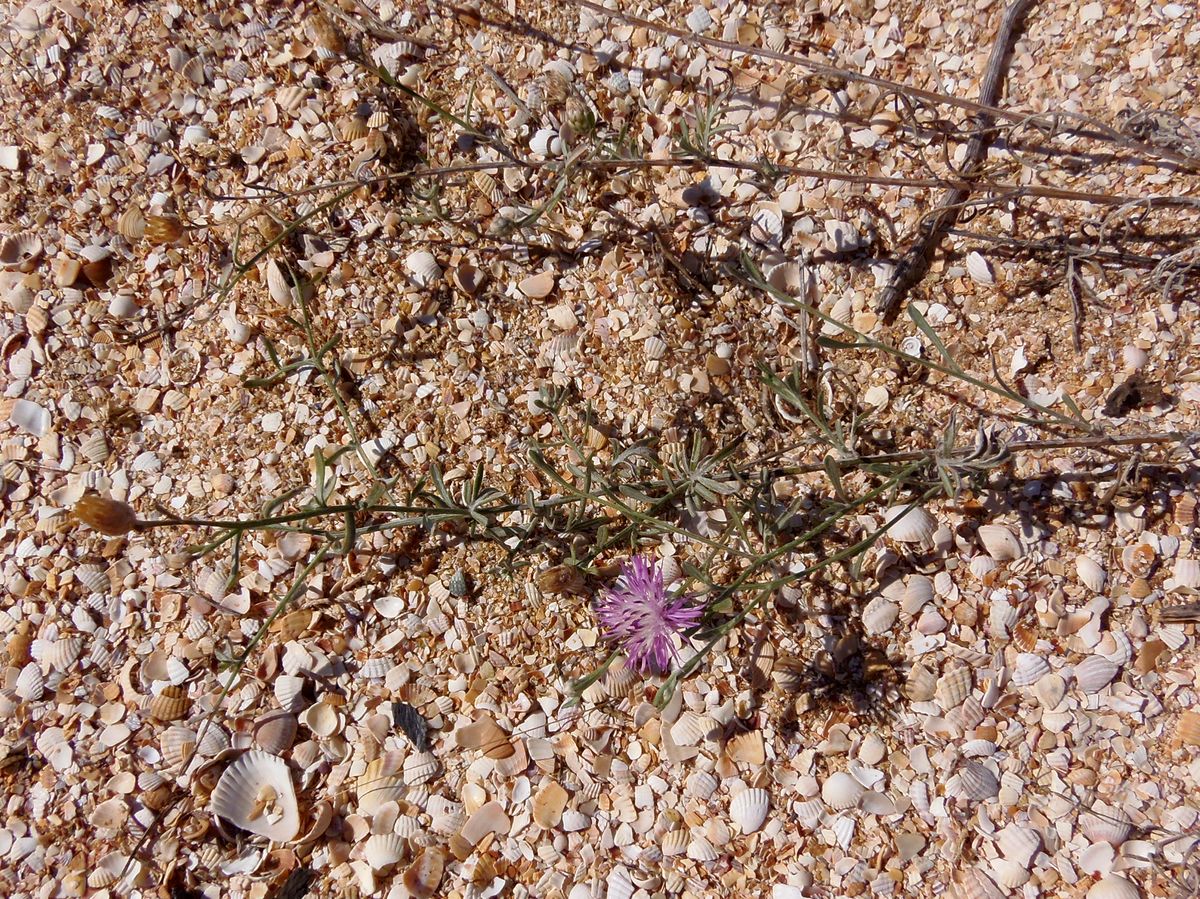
[{"left": 595, "top": 556, "right": 703, "bottom": 674}]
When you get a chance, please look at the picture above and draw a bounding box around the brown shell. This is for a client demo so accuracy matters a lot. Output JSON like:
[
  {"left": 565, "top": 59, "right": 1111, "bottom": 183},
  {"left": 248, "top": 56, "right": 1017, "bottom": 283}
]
[
  {"left": 144, "top": 214, "right": 184, "bottom": 245},
  {"left": 146, "top": 685, "right": 190, "bottom": 721}
]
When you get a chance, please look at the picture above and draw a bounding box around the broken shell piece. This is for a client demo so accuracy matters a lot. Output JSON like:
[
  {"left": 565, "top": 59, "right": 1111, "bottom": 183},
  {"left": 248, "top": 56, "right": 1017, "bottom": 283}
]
[
  {"left": 403, "top": 849, "right": 445, "bottom": 899},
  {"left": 299, "top": 700, "right": 339, "bottom": 738},
  {"left": 1011, "top": 653, "right": 1050, "bottom": 687},
  {"left": 450, "top": 263, "right": 487, "bottom": 296},
  {"left": 821, "top": 773, "right": 864, "bottom": 810},
  {"left": 686, "top": 770, "right": 719, "bottom": 800},
  {"left": 1076, "top": 556, "right": 1107, "bottom": 593},
  {"left": 956, "top": 762, "right": 999, "bottom": 801},
  {"left": 987, "top": 858, "right": 1030, "bottom": 890},
  {"left": 532, "top": 780, "right": 568, "bottom": 829},
  {"left": 1172, "top": 558, "right": 1200, "bottom": 589},
  {"left": 0, "top": 231, "right": 44, "bottom": 269},
  {"left": 935, "top": 667, "right": 973, "bottom": 710},
  {"left": 210, "top": 751, "right": 300, "bottom": 842},
  {"left": 456, "top": 715, "right": 513, "bottom": 759},
  {"left": 883, "top": 505, "right": 936, "bottom": 543},
  {"left": 403, "top": 751, "right": 439, "bottom": 785},
  {"left": 729, "top": 787, "right": 770, "bottom": 833},
  {"left": 977, "top": 524, "right": 1023, "bottom": 562},
  {"left": 144, "top": 215, "right": 184, "bottom": 245},
  {"left": 996, "top": 824, "right": 1041, "bottom": 866},
  {"left": 861, "top": 595, "right": 899, "bottom": 635},
  {"left": 459, "top": 800, "right": 510, "bottom": 848},
  {"left": 1121, "top": 543, "right": 1156, "bottom": 578},
  {"left": 518, "top": 270, "right": 556, "bottom": 299}
]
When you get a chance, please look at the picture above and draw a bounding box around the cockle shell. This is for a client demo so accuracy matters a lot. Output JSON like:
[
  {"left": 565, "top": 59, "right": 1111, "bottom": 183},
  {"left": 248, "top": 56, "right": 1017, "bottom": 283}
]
[
  {"left": 977, "top": 524, "right": 1023, "bottom": 562},
  {"left": 265, "top": 259, "right": 293, "bottom": 304},
  {"left": 210, "top": 751, "right": 300, "bottom": 841},
  {"left": 686, "top": 770, "right": 719, "bottom": 800},
  {"left": 0, "top": 231, "right": 43, "bottom": 269},
  {"left": 957, "top": 868, "right": 1004, "bottom": 899},
  {"left": 1086, "top": 874, "right": 1139, "bottom": 899},
  {"left": 996, "top": 823, "right": 1041, "bottom": 865},
  {"left": 687, "top": 835, "right": 718, "bottom": 861},
  {"left": 1074, "top": 655, "right": 1119, "bottom": 693},
  {"left": 902, "top": 575, "right": 934, "bottom": 613},
  {"left": 274, "top": 675, "right": 306, "bottom": 712},
  {"left": 1076, "top": 557, "right": 1107, "bottom": 593},
  {"left": 1081, "top": 807, "right": 1132, "bottom": 846},
  {"left": 935, "top": 667, "right": 973, "bottom": 710},
  {"left": 403, "top": 751, "right": 439, "bottom": 786},
  {"left": 299, "top": 700, "right": 339, "bottom": 737},
  {"left": 364, "top": 833, "right": 406, "bottom": 871},
  {"left": 1011, "top": 653, "right": 1051, "bottom": 687},
  {"left": 405, "top": 250, "right": 441, "bottom": 287},
  {"left": 661, "top": 828, "right": 689, "bottom": 856},
  {"left": 883, "top": 505, "right": 936, "bottom": 543},
  {"left": 15, "top": 662, "right": 44, "bottom": 700},
  {"left": 1171, "top": 558, "right": 1200, "bottom": 589},
  {"left": 956, "top": 762, "right": 999, "bottom": 801},
  {"left": 146, "top": 685, "right": 190, "bottom": 721},
  {"left": 729, "top": 788, "right": 770, "bottom": 833},
  {"left": 987, "top": 858, "right": 1030, "bottom": 890},
  {"left": 821, "top": 772, "right": 864, "bottom": 810},
  {"left": 905, "top": 663, "right": 937, "bottom": 702},
  {"left": 862, "top": 595, "right": 899, "bottom": 635}
]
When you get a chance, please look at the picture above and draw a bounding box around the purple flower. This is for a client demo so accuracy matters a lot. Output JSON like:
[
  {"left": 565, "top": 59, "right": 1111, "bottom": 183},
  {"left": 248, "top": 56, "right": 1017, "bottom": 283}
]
[{"left": 595, "top": 556, "right": 703, "bottom": 674}]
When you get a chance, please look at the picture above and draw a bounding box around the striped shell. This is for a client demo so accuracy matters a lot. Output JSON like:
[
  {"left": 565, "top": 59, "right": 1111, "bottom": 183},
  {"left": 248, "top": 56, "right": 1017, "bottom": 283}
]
[
  {"left": 977, "top": 524, "right": 1023, "bottom": 561},
  {"left": 883, "top": 505, "right": 936, "bottom": 543},
  {"left": 821, "top": 772, "right": 864, "bottom": 810},
  {"left": 729, "top": 788, "right": 770, "bottom": 834},
  {"left": 1074, "top": 655, "right": 1119, "bottom": 693},
  {"left": 210, "top": 751, "right": 300, "bottom": 841}
]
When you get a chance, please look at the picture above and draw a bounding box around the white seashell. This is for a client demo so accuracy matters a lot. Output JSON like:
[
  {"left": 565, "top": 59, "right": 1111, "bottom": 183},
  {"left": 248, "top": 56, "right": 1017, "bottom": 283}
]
[
  {"left": 687, "top": 770, "right": 719, "bottom": 800},
  {"left": 829, "top": 814, "right": 856, "bottom": 849},
  {"left": 977, "top": 524, "right": 1023, "bottom": 561},
  {"left": 1086, "top": 874, "right": 1139, "bottom": 899},
  {"left": 87, "top": 852, "right": 136, "bottom": 889},
  {"left": 10, "top": 399, "right": 50, "bottom": 437},
  {"left": 196, "top": 725, "right": 230, "bottom": 757},
  {"left": 403, "top": 751, "right": 439, "bottom": 786},
  {"left": 905, "top": 663, "right": 937, "bottom": 702},
  {"left": 794, "top": 798, "right": 825, "bottom": 829},
  {"left": 606, "top": 869, "right": 636, "bottom": 899},
  {"left": 1011, "top": 652, "right": 1051, "bottom": 687},
  {"left": 159, "top": 725, "right": 196, "bottom": 768},
  {"left": 15, "top": 662, "right": 44, "bottom": 700},
  {"left": 861, "top": 595, "right": 899, "bottom": 635},
  {"left": 561, "top": 808, "right": 590, "bottom": 833},
  {"left": 266, "top": 259, "right": 293, "bottom": 304},
  {"left": 299, "top": 700, "right": 339, "bottom": 737},
  {"left": 645, "top": 335, "right": 667, "bottom": 360},
  {"left": 43, "top": 636, "right": 83, "bottom": 672},
  {"left": 1075, "top": 655, "right": 1119, "bottom": 693},
  {"left": 820, "top": 772, "right": 863, "bottom": 810},
  {"left": 729, "top": 788, "right": 770, "bottom": 834},
  {"left": 671, "top": 711, "right": 717, "bottom": 747},
  {"left": 210, "top": 751, "right": 300, "bottom": 841},
  {"left": 405, "top": 250, "right": 441, "bottom": 287},
  {"left": 1081, "top": 807, "right": 1132, "bottom": 846},
  {"left": 883, "top": 504, "right": 936, "bottom": 543},
  {"left": 685, "top": 6, "right": 713, "bottom": 33},
  {"left": 987, "top": 598, "right": 1019, "bottom": 638},
  {"left": 970, "top": 555, "right": 999, "bottom": 580},
  {"left": 79, "top": 433, "right": 110, "bottom": 464},
  {"left": 364, "top": 832, "right": 406, "bottom": 871},
  {"left": 530, "top": 127, "right": 562, "bottom": 157},
  {"left": 749, "top": 205, "right": 784, "bottom": 246},
  {"left": 995, "top": 824, "right": 1041, "bottom": 866},
  {"left": 1172, "top": 558, "right": 1200, "bottom": 588},
  {"left": 1076, "top": 556, "right": 1108, "bottom": 593},
  {"left": 958, "top": 868, "right": 1005, "bottom": 899},
  {"left": 686, "top": 834, "right": 718, "bottom": 861},
  {"left": 961, "top": 739, "right": 996, "bottom": 757},
  {"left": 273, "top": 675, "right": 306, "bottom": 712},
  {"left": 987, "top": 857, "right": 1030, "bottom": 890},
  {"left": 956, "top": 762, "right": 999, "bottom": 801},
  {"left": 935, "top": 667, "right": 973, "bottom": 710},
  {"left": 902, "top": 575, "right": 934, "bottom": 614},
  {"left": 661, "top": 828, "right": 689, "bottom": 856}
]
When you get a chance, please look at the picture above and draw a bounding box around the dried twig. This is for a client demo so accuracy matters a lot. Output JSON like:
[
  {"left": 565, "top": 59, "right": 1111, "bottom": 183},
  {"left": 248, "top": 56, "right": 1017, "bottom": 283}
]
[{"left": 877, "top": 0, "right": 1039, "bottom": 319}]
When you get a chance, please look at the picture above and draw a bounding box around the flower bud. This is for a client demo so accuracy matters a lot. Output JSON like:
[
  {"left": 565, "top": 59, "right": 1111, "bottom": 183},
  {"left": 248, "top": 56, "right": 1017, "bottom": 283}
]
[{"left": 74, "top": 495, "right": 139, "bottom": 536}]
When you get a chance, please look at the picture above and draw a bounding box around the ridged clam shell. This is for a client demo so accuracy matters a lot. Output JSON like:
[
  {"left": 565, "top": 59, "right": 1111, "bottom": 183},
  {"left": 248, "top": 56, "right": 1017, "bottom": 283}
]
[
  {"left": 905, "top": 663, "right": 937, "bottom": 702},
  {"left": 1086, "top": 874, "right": 1139, "bottom": 899},
  {"left": 403, "top": 751, "right": 439, "bottom": 785},
  {"left": 996, "top": 823, "right": 1041, "bottom": 865},
  {"left": 687, "top": 770, "right": 719, "bottom": 800},
  {"left": 902, "top": 575, "right": 934, "bottom": 614},
  {"left": 1096, "top": 631, "right": 1134, "bottom": 666},
  {"left": 15, "top": 662, "right": 44, "bottom": 700},
  {"left": 821, "top": 772, "right": 864, "bottom": 810},
  {"left": 42, "top": 636, "right": 83, "bottom": 672},
  {"left": 159, "top": 725, "right": 196, "bottom": 767},
  {"left": 357, "top": 775, "right": 406, "bottom": 816},
  {"left": 749, "top": 205, "right": 784, "bottom": 246},
  {"left": 196, "top": 724, "right": 230, "bottom": 757},
  {"left": 958, "top": 868, "right": 1004, "bottom": 899},
  {"left": 987, "top": 858, "right": 1030, "bottom": 890},
  {"left": 935, "top": 667, "right": 973, "bottom": 710},
  {"left": 146, "top": 685, "right": 190, "bottom": 721},
  {"left": 956, "top": 762, "right": 999, "bottom": 801},
  {"left": 87, "top": 852, "right": 134, "bottom": 889},
  {"left": 970, "top": 555, "right": 999, "bottom": 580},
  {"left": 1076, "top": 556, "right": 1107, "bottom": 593},
  {"left": 1075, "top": 655, "right": 1119, "bottom": 693},
  {"left": 794, "top": 798, "right": 825, "bottom": 829},
  {"left": 253, "top": 711, "right": 298, "bottom": 755},
  {"left": 273, "top": 674, "right": 306, "bottom": 712},
  {"left": 671, "top": 711, "right": 717, "bottom": 747},
  {"left": 883, "top": 505, "right": 936, "bottom": 543},
  {"left": 687, "top": 835, "right": 718, "bottom": 861},
  {"left": 364, "top": 832, "right": 406, "bottom": 871},
  {"left": 729, "top": 787, "right": 769, "bottom": 834},
  {"left": 977, "top": 524, "right": 1023, "bottom": 561},
  {"left": 211, "top": 751, "right": 299, "bottom": 841},
  {"left": 79, "top": 433, "right": 110, "bottom": 464},
  {"left": 661, "top": 828, "right": 689, "bottom": 856},
  {"left": 1011, "top": 652, "right": 1051, "bottom": 687},
  {"left": 861, "top": 595, "right": 899, "bottom": 635},
  {"left": 1081, "top": 807, "right": 1131, "bottom": 845},
  {"left": 405, "top": 250, "right": 441, "bottom": 287}
]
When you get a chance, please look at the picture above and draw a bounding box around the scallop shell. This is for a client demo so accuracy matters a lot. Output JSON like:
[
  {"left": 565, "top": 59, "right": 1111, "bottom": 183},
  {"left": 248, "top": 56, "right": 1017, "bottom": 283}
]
[
  {"left": 1075, "top": 556, "right": 1107, "bottom": 593},
  {"left": 364, "top": 832, "right": 406, "bottom": 872},
  {"left": 749, "top": 205, "right": 784, "bottom": 246},
  {"left": 970, "top": 555, "right": 999, "bottom": 580},
  {"left": 0, "top": 231, "right": 44, "bottom": 269},
  {"left": 977, "top": 524, "right": 1023, "bottom": 561},
  {"left": 405, "top": 250, "right": 441, "bottom": 287},
  {"left": 1074, "top": 655, "right": 1119, "bottom": 693},
  {"left": 902, "top": 575, "right": 935, "bottom": 614},
  {"left": 210, "top": 751, "right": 299, "bottom": 841},
  {"left": 729, "top": 788, "right": 770, "bottom": 834},
  {"left": 197, "top": 724, "right": 230, "bottom": 758},
  {"left": 403, "top": 751, "right": 439, "bottom": 785},
  {"left": 87, "top": 852, "right": 135, "bottom": 889},
  {"left": 996, "top": 824, "right": 1041, "bottom": 865},
  {"left": 273, "top": 675, "right": 306, "bottom": 712},
  {"left": 1011, "top": 652, "right": 1051, "bottom": 687},
  {"left": 821, "top": 772, "right": 864, "bottom": 810},
  {"left": 935, "top": 667, "right": 973, "bottom": 710},
  {"left": 79, "top": 432, "right": 110, "bottom": 464},
  {"left": 1081, "top": 807, "right": 1132, "bottom": 846},
  {"left": 670, "top": 711, "right": 717, "bottom": 747},
  {"left": 1086, "top": 874, "right": 1139, "bottom": 899},
  {"left": 883, "top": 505, "right": 936, "bottom": 543},
  {"left": 160, "top": 725, "right": 196, "bottom": 768},
  {"left": 253, "top": 711, "right": 298, "bottom": 755},
  {"left": 661, "top": 828, "right": 689, "bottom": 856},
  {"left": 686, "top": 835, "right": 718, "bottom": 861},
  {"left": 43, "top": 636, "right": 83, "bottom": 672}
]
